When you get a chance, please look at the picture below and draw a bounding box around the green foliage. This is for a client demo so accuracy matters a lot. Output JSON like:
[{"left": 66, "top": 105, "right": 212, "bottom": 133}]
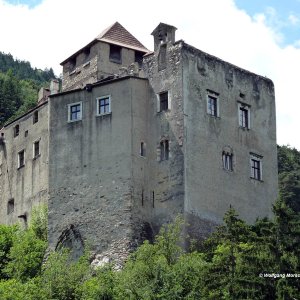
[
  {"left": 0, "top": 51, "right": 58, "bottom": 126},
  {"left": 0, "top": 224, "right": 18, "bottom": 280}
]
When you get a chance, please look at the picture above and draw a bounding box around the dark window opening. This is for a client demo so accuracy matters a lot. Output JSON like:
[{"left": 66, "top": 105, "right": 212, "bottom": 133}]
[
  {"left": 207, "top": 95, "right": 218, "bottom": 116},
  {"left": 24, "top": 130, "right": 28, "bottom": 137},
  {"left": 7, "top": 198, "right": 14, "bottom": 215},
  {"left": 140, "top": 142, "right": 146, "bottom": 157},
  {"left": 158, "top": 43, "right": 167, "bottom": 71},
  {"left": 109, "top": 45, "right": 122, "bottom": 64},
  {"left": 239, "top": 105, "right": 250, "bottom": 129},
  {"left": 98, "top": 97, "right": 110, "bottom": 115},
  {"left": 69, "top": 57, "right": 76, "bottom": 71},
  {"left": 160, "top": 140, "right": 169, "bottom": 161},
  {"left": 84, "top": 47, "right": 90, "bottom": 61},
  {"left": 152, "top": 191, "right": 155, "bottom": 208},
  {"left": 142, "top": 190, "right": 144, "bottom": 206},
  {"left": 135, "top": 51, "right": 144, "bottom": 68},
  {"left": 33, "top": 111, "right": 38, "bottom": 124},
  {"left": 251, "top": 158, "right": 262, "bottom": 180},
  {"left": 34, "top": 141, "right": 40, "bottom": 158},
  {"left": 18, "top": 150, "right": 25, "bottom": 168},
  {"left": 159, "top": 92, "right": 168, "bottom": 111},
  {"left": 240, "top": 92, "right": 245, "bottom": 98},
  {"left": 222, "top": 152, "right": 233, "bottom": 171},
  {"left": 14, "top": 125, "right": 19, "bottom": 137}
]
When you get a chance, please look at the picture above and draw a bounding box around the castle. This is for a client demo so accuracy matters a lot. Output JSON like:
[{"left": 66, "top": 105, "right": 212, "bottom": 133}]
[{"left": 0, "top": 22, "right": 278, "bottom": 263}]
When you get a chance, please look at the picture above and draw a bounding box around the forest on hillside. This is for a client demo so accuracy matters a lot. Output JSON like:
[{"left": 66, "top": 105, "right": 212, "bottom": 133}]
[
  {"left": 0, "top": 145, "right": 299, "bottom": 299},
  {"left": 0, "top": 52, "right": 57, "bottom": 126}
]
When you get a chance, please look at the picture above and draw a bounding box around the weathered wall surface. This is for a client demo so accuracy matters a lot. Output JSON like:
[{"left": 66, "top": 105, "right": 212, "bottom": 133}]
[
  {"left": 48, "top": 77, "right": 149, "bottom": 263},
  {"left": 0, "top": 103, "right": 49, "bottom": 226},
  {"left": 142, "top": 41, "right": 185, "bottom": 234},
  {"left": 62, "top": 41, "right": 141, "bottom": 92},
  {"left": 182, "top": 45, "right": 278, "bottom": 239}
]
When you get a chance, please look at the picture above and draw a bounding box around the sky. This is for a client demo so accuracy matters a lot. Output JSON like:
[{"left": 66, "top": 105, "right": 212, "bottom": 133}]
[{"left": 0, "top": 0, "right": 300, "bottom": 150}]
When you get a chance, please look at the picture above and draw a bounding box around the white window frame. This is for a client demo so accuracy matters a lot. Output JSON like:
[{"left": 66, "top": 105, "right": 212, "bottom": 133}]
[
  {"left": 18, "top": 149, "right": 25, "bottom": 169},
  {"left": 33, "top": 138, "right": 41, "bottom": 159},
  {"left": 206, "top": 92, "right": 219, "bottom": 117},
  {"left": 157, "top": 91, "right": 171, "bottom": 112},
  {"left": 250, "top": 153, "right": 263, "bottom": 181},
  {"left": 96, "top": 95, "right": 111, "bottom": 116},
  {"left": 67, "top": 101, "right": 82, "bottom": 122},
  {"left": 222, "top": 152, "right": 233, "bottom": 171},
  {"left": 238, "top": 103, "right": 251, "bottom": 129}
]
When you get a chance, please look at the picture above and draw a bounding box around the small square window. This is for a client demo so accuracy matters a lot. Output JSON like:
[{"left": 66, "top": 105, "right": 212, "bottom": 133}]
[
  {"left": 18, "top": 150, "right": 25, "bottom": 169},
  {"left": 96, "top": 96, "right": 111, "bottom": 115},
  {"left": 222, "top": 152, "right": 233, "bottom": 171},
  {"left": 250, "top": 154, "right": 262, "bottom": 181},
  {"left": 109, "top": 45, "right": 122, "bottom": 64},
  {"left": 159, "top": 92, "right": 168, "bottom": 112},
  {"left": 33, "top": 140, "right": 40, "bottom": 158},
  {"left": 239, "top": 103, "right": 250, "bottom": 129},
  {"left": 160, "top": 140, "right": 169, "bottom": 161},
  {"left": 14, "top": 125, "right": 19, "bottom": 137},
  {"left": 7, "top": 198, "right": 14, "bottom": 215},
  {"left": 207, "top": 95, "right": 218, "bottom": 117},
  {"left": 68, "top": 102, "right": 82, "bottom": 122}
]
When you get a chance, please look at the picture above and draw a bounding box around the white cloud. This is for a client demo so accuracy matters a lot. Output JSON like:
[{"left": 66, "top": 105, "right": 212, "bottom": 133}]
[
  {"left": 288, "top": 14, "right": 299, "bottom": 25},
  {"left": 0, "top": 0, "right": 300, "bottom": 149}
]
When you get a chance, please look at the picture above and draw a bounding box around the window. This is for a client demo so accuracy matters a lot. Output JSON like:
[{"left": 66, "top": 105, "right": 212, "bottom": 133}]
[
  {"left": 250, "top": 154, "right": 262, "bottom": 180},
  {"left": 109, "top": 45, "right": 122, "bottom": 63},
  {"left": 160, "top": 140, "right": 169, "bottom": 161},
  {"left": 0, "top": 163, "right": 2, "bottom": 176},
  {"left": 96, "top": 96, "right": 111, "bottom": 115},
  {"left": 14, "top": 125, "right": 19, "bottom": 137},
  {"left": 68, "top": 102, "right": 82, "bottom": 122},
  {"left": 159, "top": 92, "right": 169, "bottom": 111},
  {"left": 69, "top": 57, "right": 76, "bottom": 72},
  {"left": 135, "top": 51, "right": 144, "bottom": 68},
  {"left": 33, "top": 111, "right": 38, "bottom": 124},
  {"left": 7, "top": 198, "right": 14, "bottom": 215},
  {"left": 207, "top": 95, "right": 218, "bottom": 117},
  {"left": 239, "top": 103, "right": 250, "bottom": 129},
  {"left": 222, "top": 152, "right": 233, "bottom": 171},
  {"left": 18, "top": 150, "right": 25, "bottom": 168},
  {"left": 33, "top": 140, "right": 40, "bottom": 158},
  {"left": 140, "top": 142, "right": 146, "bottom": 157},
  {"left": 24, "top": 130, "right": 28, "bottom": 137}
]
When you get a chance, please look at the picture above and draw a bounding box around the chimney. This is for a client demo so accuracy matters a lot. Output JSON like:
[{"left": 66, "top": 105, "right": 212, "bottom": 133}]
[
  {"left": 50, "top": 79, "right": 60, "bottom": 95},
  {"left": 38, "top": 87, "right": 50, "bottom": 104},
  {"left": 151, "top": 23, "right": 177, "bottom": 51}
]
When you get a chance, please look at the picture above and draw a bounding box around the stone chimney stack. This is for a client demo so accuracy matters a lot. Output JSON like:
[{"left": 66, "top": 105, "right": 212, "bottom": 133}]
[
  {"left": 50, "top": 79, "right": 60, "bottom": 95},
  {"left": 38, "top": 87, "right": 50, "bottom": 104},
  {"left": 151, "top": 23, "right": 177, "bottom": 51}
]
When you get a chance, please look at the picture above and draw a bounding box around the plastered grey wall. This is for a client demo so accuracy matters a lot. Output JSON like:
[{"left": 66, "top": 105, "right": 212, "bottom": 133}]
[
  {"left": 0, "top": 103, "right": 49, "bottom": 226},
  {"left": 48, "top": 77, "right": 149, "bottom": 262},
  {"left": 142, "top": 41, "right": 185, "bottom": 234},
  {"left": 182, "top": 44, "right": 278, "bottom": 239}
]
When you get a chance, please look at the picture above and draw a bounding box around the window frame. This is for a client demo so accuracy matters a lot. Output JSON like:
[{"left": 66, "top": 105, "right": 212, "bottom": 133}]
[
  {"left": 109, "top": 45, "right": 122, "bottom": 64},
  {"left": 140, "top": 142, "right": 146, "bottom": 157},
  {"left": 250, "top": 153, "right": 263, "bottom": 181},
  {"left": 238, "top": 103, "right": 250, "bottom": 129},
  {"left": 222, "top": 151, "right": 233, "bottom": 171},
  {"left": 67, "top": 101, "right": 82, "bottom": 123},
  {"left": 7, "top": 198, "right": 14, "bottom": 215},
  {"left": 33, "top": 110, "right": 39, "bottom": 124},
  {"left": 96, "top": 95, "right": 111, "bottom": 116},
  {"left": 160, "top": 139, "right": 169, "bottom": 161},
  {"left": 18, "top": 149, "right": 25, "bottom": 169},
  {"left": 14, "top": 125, "right": 19, "bottom": 137},
  {"left": 33, "top": 139, "right": 40, "bottom": 159},
  {"left": 206, "top": 92, "right": 219, "bottom": 117}
]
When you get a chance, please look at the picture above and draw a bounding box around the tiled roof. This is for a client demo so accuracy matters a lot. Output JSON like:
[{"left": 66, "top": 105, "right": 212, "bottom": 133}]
[
  {"left": 61, "top": 22, "right": 149, "bottom": 65},
  {"left": 96, "top": 22, "right": 149, "bottom": 53}
]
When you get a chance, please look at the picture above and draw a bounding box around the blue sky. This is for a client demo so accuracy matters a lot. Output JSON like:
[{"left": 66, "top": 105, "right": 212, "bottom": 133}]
[
  {"left": 4, "top": 0, "right": 42, "bottom": 8},
  {"left": 235, "top": 0, "right": 300, "bottom": 46}
]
